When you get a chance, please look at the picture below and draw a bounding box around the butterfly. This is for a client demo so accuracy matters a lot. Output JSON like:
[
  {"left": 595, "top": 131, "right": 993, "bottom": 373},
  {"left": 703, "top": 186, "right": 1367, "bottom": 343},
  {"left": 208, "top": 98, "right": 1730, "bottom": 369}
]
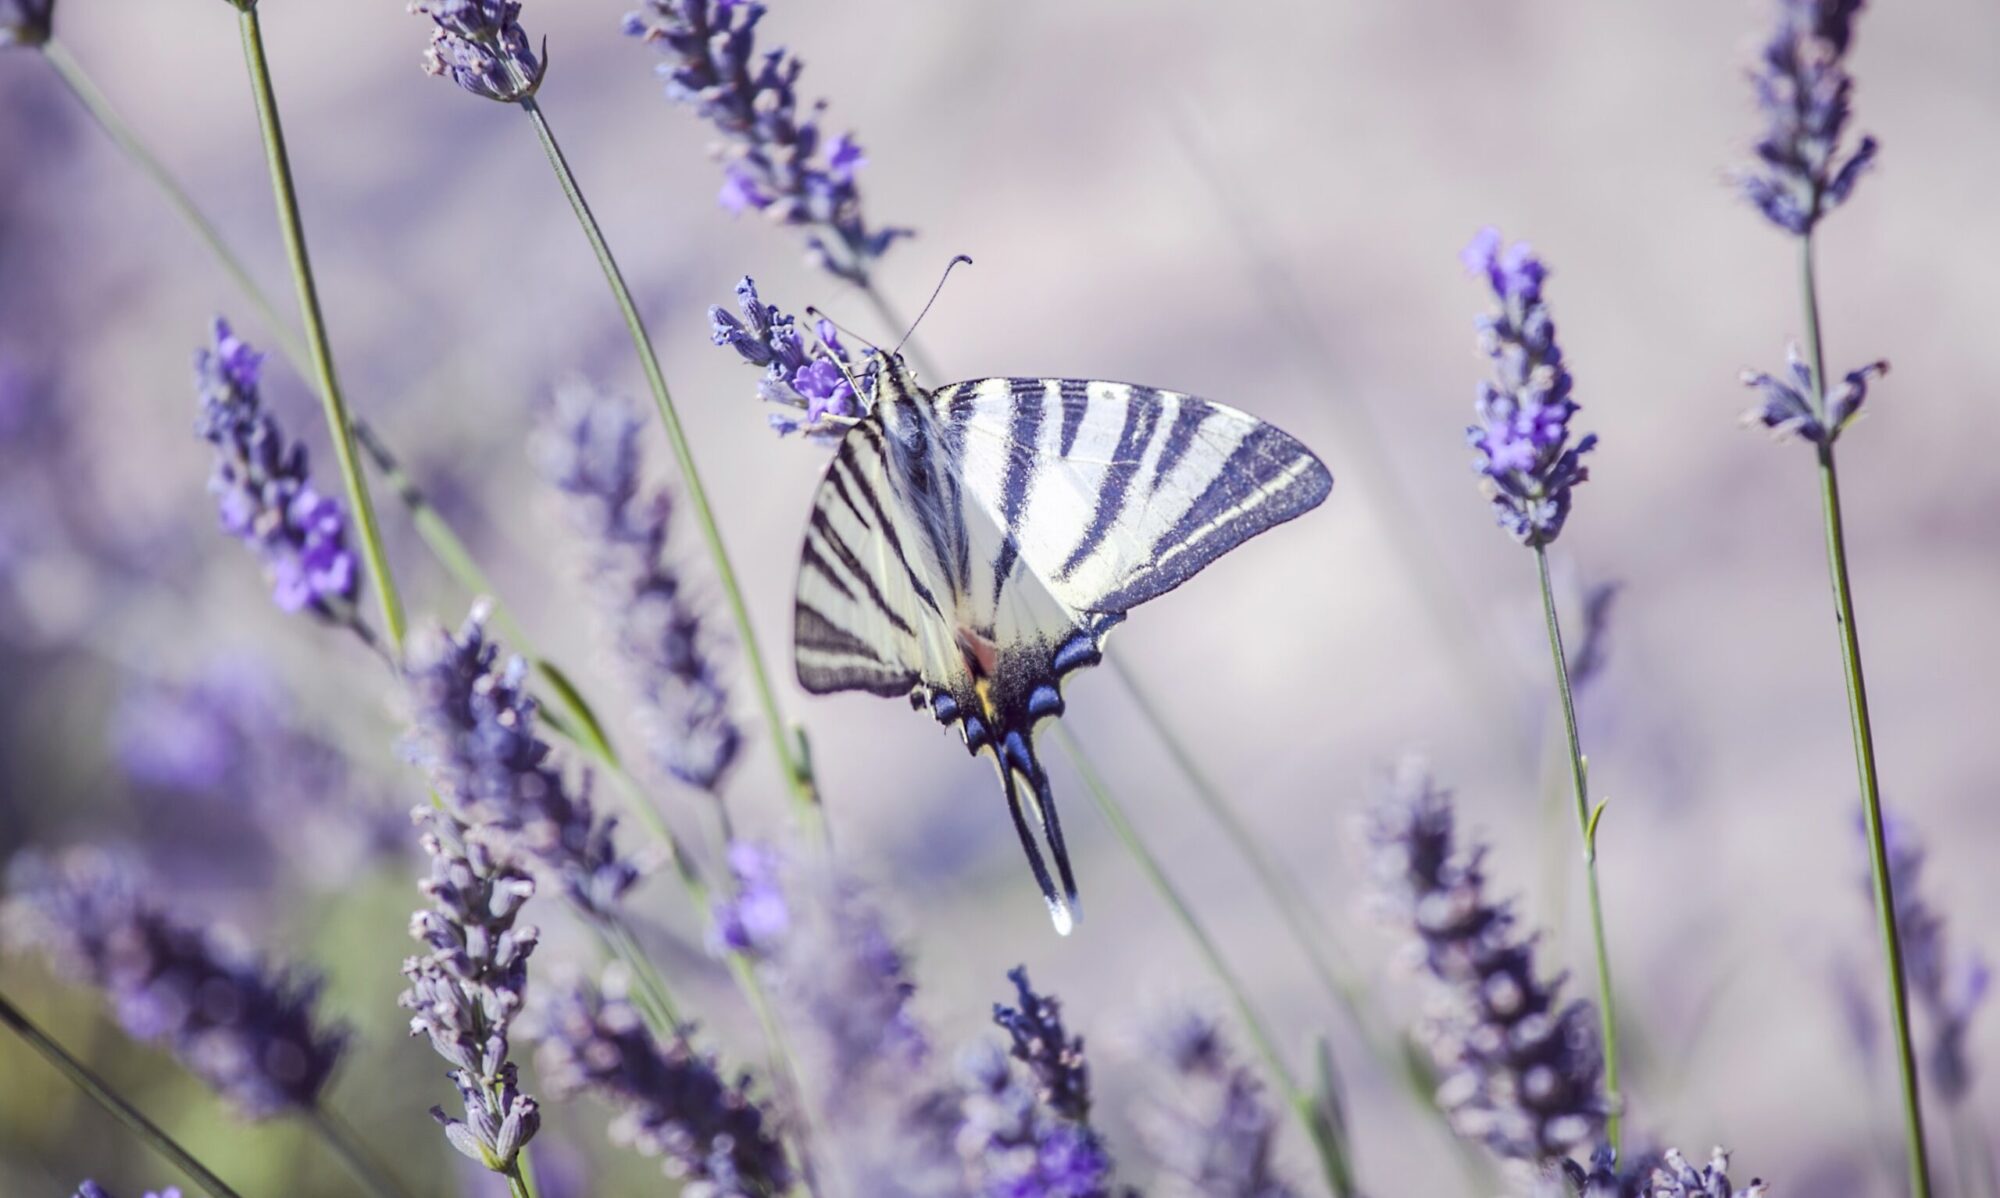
[{"left": 792, "top": 354, "right": 1332, "bottom": 933}]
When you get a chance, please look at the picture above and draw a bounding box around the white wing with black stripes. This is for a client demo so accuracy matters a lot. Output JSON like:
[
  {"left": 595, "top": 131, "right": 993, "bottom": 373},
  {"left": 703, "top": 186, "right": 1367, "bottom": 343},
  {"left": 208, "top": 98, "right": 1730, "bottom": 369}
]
[{"left": 791, "top": 356, "right": 1332, "bottom": 934}]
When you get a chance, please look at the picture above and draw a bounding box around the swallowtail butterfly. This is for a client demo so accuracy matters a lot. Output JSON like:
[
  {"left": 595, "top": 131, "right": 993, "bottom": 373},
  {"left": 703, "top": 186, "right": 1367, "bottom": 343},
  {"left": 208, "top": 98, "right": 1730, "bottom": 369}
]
[{"left": 793, "top": 354, "right": 1332, "bottom": 934}]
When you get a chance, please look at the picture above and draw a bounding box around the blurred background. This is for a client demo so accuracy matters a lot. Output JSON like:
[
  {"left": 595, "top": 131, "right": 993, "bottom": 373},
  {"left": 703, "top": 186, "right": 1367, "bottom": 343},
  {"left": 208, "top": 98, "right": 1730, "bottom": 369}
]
[{"left": 2, "top": 0, "right": 1997, "bottom": 1194}]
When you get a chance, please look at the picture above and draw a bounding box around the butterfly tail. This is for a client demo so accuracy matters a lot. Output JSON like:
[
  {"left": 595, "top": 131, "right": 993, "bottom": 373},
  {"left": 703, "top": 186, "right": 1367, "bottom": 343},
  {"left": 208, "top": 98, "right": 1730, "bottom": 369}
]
[{"left": 997, "top": 730, "right": 1081, "bottom": 935}]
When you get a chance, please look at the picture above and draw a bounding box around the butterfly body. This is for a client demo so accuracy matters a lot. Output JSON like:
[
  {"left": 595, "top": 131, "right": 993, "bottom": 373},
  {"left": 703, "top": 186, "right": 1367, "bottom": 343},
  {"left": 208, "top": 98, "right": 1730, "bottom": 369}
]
[{"left": 794, "top": 355, "right": 1331, "bottom": 933}]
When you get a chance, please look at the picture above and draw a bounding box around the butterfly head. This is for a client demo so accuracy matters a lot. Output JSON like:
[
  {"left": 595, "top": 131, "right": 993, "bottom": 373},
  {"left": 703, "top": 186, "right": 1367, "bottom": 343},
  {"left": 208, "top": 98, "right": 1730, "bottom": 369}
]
[{"left": 870, "top": 352, "right": 930, "bottom": 440}]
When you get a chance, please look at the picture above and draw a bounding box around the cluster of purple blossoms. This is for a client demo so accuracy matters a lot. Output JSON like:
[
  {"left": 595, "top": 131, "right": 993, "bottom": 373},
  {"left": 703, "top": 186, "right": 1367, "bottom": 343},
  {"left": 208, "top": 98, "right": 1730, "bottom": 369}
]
[
  {"left": 406, "top": 610, "right": 640, "bottom": 922},
  {"left": 1558, "top": 1146, "right": 1768, "bottom": 1198},
  {"left": 708, "top": 840, "right": 789, "bottom": 958},
  {"left": 1137, "top": 1013, "right": 1298, "bottom": 1198},
  {"left": 623, "top": 1, "right": 910, "bottom": 284},
  {"left": 1871, "top": 811, "right": 1990, "bottom": 1106},
  {"left": 1461, "top": 230, "right": 1596, "bottom": 548},
  {"left": 1740, "top": 0, "right": 1877, "bottom": 236},
  {"left": 73, "top": 1184, "right": 180, "bottom": 1198},
  {"left": 401, "top": 806, "right": 542, "bottom": 1175},
  {"left": 410, "top": 0, "right": 545, "bottom": 102},
  {"left": 1739, "top": 344, "right": 1887, "bottom": 447},
  {"left": 0, "top": 0, "right": 54, "bottom": 48},
  {"left": 536, "top": 976, "right": 793, "bottom": 1197},
  {"left": 710, "top": 275, "right": 869, "bottom": 441},
  {"left": 1366, "top": 759, "right": 1608, "bottom": 1165},
  {"left": 993, "top": 965, "right": 1092, "bottom": 1126},
  {"left": 954, "top": 1038, "right": 1117, "bottom": 1198},
  {"left": 194, "top": 318, "right": 360, "bottom": 620},
  {"left": 533, "top": 383, "right": 742, "bottom": 794},
  {"left": 1, "top": 847, "right": 349, "bottom": 1120}
]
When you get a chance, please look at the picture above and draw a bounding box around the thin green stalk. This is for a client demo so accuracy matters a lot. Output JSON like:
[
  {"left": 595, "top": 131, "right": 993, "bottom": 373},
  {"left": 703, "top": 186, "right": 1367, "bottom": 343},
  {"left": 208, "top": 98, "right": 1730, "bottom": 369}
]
[
  {"left": 39, "top": 40, "right": 308, "bottom": 371},
  {"left": 235, "top": 5, "right": 406, "bottom": 651},
  {"left": 1049, "top": 725, "right": 1354, "bottom": 1192},
  {"left": 0, "top": 989, "right": 247, "bottom": 1198},
  {"left": 1534, "top": 545, "right": 1621, "bottom": 1150},
  {"left": 601, "top": 919, "right": 684, "bottom": 1034},
  {"left": 516, "top": 95, "right": 816, "bottom": 820},
  {"left": 306, "top": 1106, "right": 416, "bottom": 1198},
  {"left": 1799, "top": 232, "right": 1932, "bottom": 1198},
  {"left": 504, "top": 1167, "right": 534, "bottom": 1198}
]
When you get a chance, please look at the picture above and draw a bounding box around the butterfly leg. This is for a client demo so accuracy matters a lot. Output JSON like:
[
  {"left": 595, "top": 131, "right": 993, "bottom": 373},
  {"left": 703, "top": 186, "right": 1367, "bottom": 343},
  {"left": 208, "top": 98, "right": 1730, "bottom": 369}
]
[{"left": 996, "top": 750, "right": 1077, "bottom": 935}]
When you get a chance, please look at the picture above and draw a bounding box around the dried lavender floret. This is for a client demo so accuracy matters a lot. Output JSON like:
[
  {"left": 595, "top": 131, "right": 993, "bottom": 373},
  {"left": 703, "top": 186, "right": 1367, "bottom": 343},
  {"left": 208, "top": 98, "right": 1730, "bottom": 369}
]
[
  {"left": 410, "top": 0, "right": 544, "bottom": 102},
  {"left": 406, "top": 610, "right": 640, "bottom": 921},
  {"left": 1461, "top": 231, "right": 1595, "bottom": 547},
  {"left": 1739, "top": 0, "right": 1877, "bottom": 235},
  {"left": 532, "top": 383, "right": 742, "bottom": 794},
  {"left": 401, "top": 807, "right": 541, "bottom": 1173},
  {"left": 1367, "top": 759, "right": 1608, "bottom": 1164},
  {"left": 193, "top": 318, "right": 359, "bottom": 620},
  {"left": 2, "top": 847, "right": 348, "bottom": 1120},
  {"left": 536, "top": 975, "right": 792, "bottom": 1196},
  {"left": 623, "top": 1, "right": 910, "bottom": 282},
  {"left": 709, "top": 275, "right": 871, "bottom": 441}
]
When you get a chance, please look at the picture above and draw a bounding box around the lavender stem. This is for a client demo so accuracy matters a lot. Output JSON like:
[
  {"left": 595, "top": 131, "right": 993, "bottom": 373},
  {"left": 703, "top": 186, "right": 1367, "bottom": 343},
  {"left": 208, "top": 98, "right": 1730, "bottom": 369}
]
[
  {"left": 515, "top": 95, "right": 819, "bottom": 823},
  {"left": 234, "top": 4, "right": 406, "bottom": 651},
  {"left": 0, "top": 989, "right": 246, "bottom": 1198},
  {"left": 1805, "top": 232, "right": 1933, "bottom": 1198},
  {"left": 1534, "top": 543, "right": 1622, "bottom": 1151}
]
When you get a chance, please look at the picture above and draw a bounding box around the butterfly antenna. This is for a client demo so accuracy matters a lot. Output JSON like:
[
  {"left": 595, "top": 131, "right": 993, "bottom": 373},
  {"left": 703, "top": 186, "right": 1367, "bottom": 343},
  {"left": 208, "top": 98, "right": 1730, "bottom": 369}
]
[{"left": 893, "top": 253, "right": 973, "bottom": 358}]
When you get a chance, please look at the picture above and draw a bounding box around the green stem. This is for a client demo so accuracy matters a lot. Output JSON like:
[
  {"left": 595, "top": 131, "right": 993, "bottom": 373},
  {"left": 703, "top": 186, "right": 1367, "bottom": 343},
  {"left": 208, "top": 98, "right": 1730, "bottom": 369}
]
[
  {"left": 516, "top": 95, "right": 816, "bottom": 821},
  {"left": 0, "top": 989, "right": 247, "bottom": 1198},
  {"left": 1048, "top": 727, "right": 1326, "bottom": 1165},
  {"left": 306, "top": 1106, "right": 416, "bottom": 1198},
  {"left": 601, "top": 919, "right": 684, "bottom": 1035},
  {"left": 504, "top": 1166, "right": 535, "bottom": 1198},
  {"left": 1799, "top": 232, "right": 1932, "bottom": 1198},
  {"left": 235, "top": 5, "right": 406, "bottom": 651},
  {"left": 40, "top": 40, "right": 309, "bottom": 372},
  {"left": 1534, "top": 544, "right": 1622, "bottom": 1150}
]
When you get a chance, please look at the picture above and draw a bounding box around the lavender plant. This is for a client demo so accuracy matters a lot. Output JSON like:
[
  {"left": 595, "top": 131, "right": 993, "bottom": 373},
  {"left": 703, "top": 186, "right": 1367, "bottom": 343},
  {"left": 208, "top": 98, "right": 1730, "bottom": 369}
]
[
  {"left": 622, "top": 0, "right": 910, "bottom": 287},
  {"left": 1137, "top": 1012, "right": 1300, "bottom": 1198},
  {"left": 1733, "top": 1, "right": 1931, "bottom": 1191},
  {"left": 1366, "top": 759, "right": 1609, "bottom": 1169},
  {"left": 710, "top": 275, "right": 870, "bottom": 441},
  {"left": 1460, "top": 227, "right": 1622, "bottom": 1146},
  {"left": 1, "top": 846, "right": 349, "bottom": 1121},
  {"left": 536, "top": 974, "right": 793, "bottom": 1196},
  {"left": 533, "top": 383, "right": 743, "bottom": 797}
]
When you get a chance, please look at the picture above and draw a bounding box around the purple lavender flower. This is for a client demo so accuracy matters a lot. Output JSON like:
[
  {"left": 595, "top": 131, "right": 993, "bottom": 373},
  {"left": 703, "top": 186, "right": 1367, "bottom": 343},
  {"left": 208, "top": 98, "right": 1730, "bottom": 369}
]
[
  {"left": 708, "top": 840, "right": 789, "bottom": 958},
  {"left": 1868, "top": 810, "right": 1989, "bottom": 1105},
  {"left": 1739, "top": 0, "right": 1878, "bottom": 236},
  {"left": 1461, "top": 230, "right": 1596, "bottom": 547},
  {"left": 710, "top": 275, "right": 868, "bottom": 441},
  {"left": 406, "top": 610, "right": 640, "bottom": 921},
  {"left": 1137, "top": 1012, "right": 1298, "bottom": 1198},
  {"left": 993, "top": 966, "right": 1091, "bottom": 1126},
  {"left": 1367, "top": 759, "right": 1608, "bottom": 1165},
  {"left": 401, "top": 807, "right": 542, "bottom": 1174},
  {"left": 2, "top": 847, "right": 349, "bottom": 1120},
  {"left": 410, "top": 0, "right": 545, "bottom": 102},
  {"left": 536, "top": 975, "right": 793, "bottom": 1196},
  {"left": 194, "top": 318, "right": 361, "bottom": 621},
  {"left": 533, "top": 384, "right": 742, "bottom": 794},
  {"left": 0, "top": 0, "right": 54, "bottom": 47},
  {"left": 623, "top": 1, "right": 911, "bottom": 283},
  {"left": 955, "top": 1039, "right": 1116, "bottom": 1198},
  {"left": 71, "top": 1185, "right": 181, "bottom": 1198},
  {"left": 1740, "top": 343, "right": 1887, "bottom": 446},
  {"left": 1647, "top": 1148, "right": 1769, "bottom": 1198}
]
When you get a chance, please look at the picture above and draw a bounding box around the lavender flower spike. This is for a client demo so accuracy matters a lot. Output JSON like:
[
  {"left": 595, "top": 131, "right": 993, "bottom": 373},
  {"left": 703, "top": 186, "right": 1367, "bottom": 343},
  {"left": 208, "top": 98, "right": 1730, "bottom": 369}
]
[
  {"left": 73, "top": 1184, "right": 182, "bottom": 1198},
  {"left": 537, "top": 975, "right": 793, "bottom": 1196},
  {"left": 623, "top": 2, "right": 911, "bottom": 283},
  {"left": 195, "top": 318, "right": 361, "bottom": 620},
  {"left": 1367, "top": 759, "right": 1609, "bottom": 1165},
  {"left": 1873, "top": 811, "right": 1990, "bottom": 1106},
  {"left": 993, "top": 966, "right": 1091, "bottom": 1125},
  {"left": 1740, "top": 343, "right": 1887, "bottom": 447},
  {"left": 401, "top": 807, "right": 542, "bottom": 1173},
  {"left": 1740, "top": 0, "right": 1878, "bottom": 236},
  {"left": 1139, "top": 1012, "right": 1299, "bottom": 1198},
  {"left": 2, "top": 847, "right": 348, "bottom": 1120},
  {"left": 0, "top": 0, "right": 55, "bottom": 47},
  {"left": 1461, "top": 230, "right": 1596, "bottom": 547},
  {"left": 410, "top": 0, "right": 545, "bottom": 102},
  {"left": 956, "top": 1038, "right": 1118, "bottom": 1198},
  {"left": 533, "top": 383, "right": 742, "bottom": 793},
  {"left": 710, "top": 275, "right": 869, "bottom": 442},
  {"left": 406, "top": 609, "right": 640, "bottom": 921}
]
